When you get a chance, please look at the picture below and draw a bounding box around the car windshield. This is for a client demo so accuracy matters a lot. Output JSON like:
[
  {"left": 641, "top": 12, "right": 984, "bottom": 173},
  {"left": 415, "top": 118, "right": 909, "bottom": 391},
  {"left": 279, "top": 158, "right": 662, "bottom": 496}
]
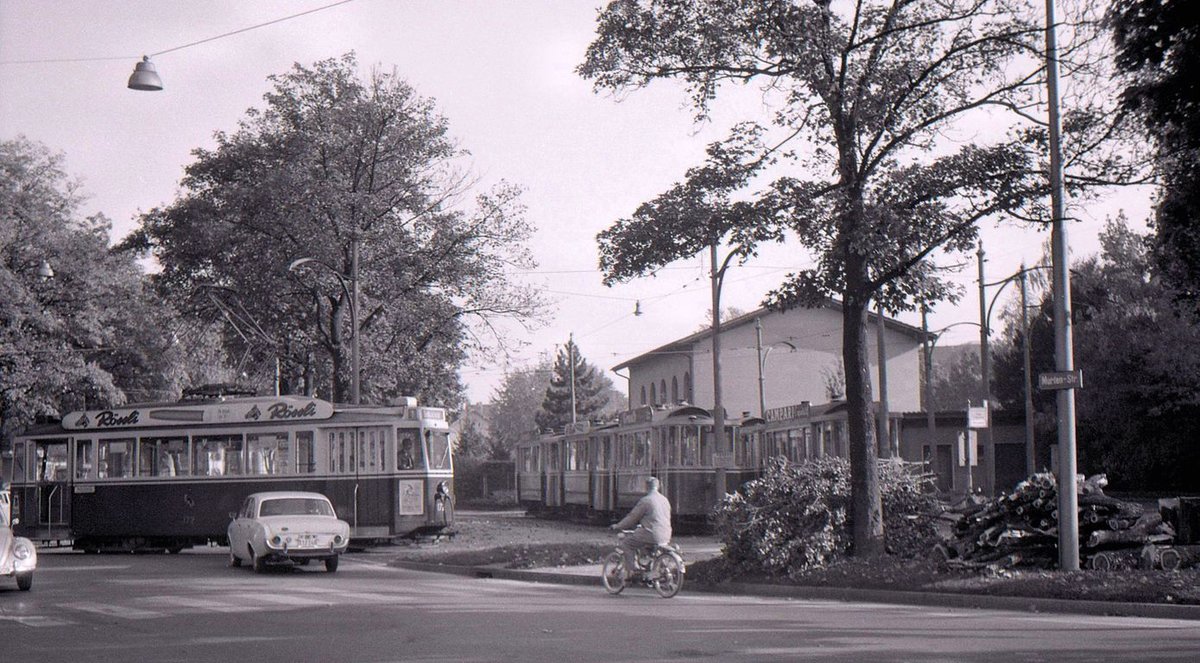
[{"left": 258, "top": 497, "right": 335, "bottom": 517}]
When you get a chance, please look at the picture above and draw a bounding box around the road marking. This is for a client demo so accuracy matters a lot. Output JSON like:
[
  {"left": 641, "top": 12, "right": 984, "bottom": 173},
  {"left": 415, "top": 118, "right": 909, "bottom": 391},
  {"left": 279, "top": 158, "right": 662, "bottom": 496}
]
[
  {"left": 142, "top": 595, "right": 260, "bottom": 613},
  {"left": 0, "top": 615, "right": 76, "bottom": 627},
  {"left": 225, "top": 592, "right": 330, "bottom": 607},
  {"left": 57, "top": 601, "right": 164, "bottom": 620},
  {"left": 40, "top": 565, "right": 131, "bottom": 572}
]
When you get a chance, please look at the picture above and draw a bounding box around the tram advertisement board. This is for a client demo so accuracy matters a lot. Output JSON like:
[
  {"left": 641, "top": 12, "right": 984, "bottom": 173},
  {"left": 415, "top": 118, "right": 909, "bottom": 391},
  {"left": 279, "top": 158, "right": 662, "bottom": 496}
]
[{"left": 62, "top": 396, "right": 335, "bottom": 430}]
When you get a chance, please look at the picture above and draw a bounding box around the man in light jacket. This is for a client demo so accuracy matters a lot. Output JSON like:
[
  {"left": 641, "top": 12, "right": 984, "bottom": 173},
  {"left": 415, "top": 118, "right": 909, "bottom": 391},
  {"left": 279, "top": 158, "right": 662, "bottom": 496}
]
[{"left": 611, "top": 476, "right": 672, "bottom": 577}]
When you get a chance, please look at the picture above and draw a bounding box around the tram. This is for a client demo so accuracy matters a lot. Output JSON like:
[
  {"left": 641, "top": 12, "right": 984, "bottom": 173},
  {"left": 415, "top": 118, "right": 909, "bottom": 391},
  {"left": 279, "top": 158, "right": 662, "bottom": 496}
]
[
  {"left": 4, "top": 389, "right": 453, "bottom": 552},
  {"left": 515, "top": 400, "right": 885, "bottom": 527}
]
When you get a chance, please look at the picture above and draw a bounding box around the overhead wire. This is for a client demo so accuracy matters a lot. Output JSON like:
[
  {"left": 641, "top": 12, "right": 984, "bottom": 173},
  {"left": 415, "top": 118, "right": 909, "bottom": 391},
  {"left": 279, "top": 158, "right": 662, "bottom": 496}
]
[{"left": 0, "top": 0, "right": 357, "bottom": 65}]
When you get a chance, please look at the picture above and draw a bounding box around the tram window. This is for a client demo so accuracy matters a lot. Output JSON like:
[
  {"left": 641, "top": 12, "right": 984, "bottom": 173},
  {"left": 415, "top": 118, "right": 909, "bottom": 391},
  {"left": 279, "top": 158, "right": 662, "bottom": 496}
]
[
  {"left": 397, "top": 433, "right": 417, "bottom": 470},
  {"left": 10, "top": 442, "right": 27, "bottom": 482},
  {"left": 139, "top": 437, "right": 188, "bottom": 477},
  {"left": 426, "top": 430, "right": 451, "bottom": 470},
  {"left": 248, "top": 432, "right": 290, "bottom": 475},
  {"left": 681, "top": 428, "right": 698, "bottom": 467},
  {"left": 34, "top": 441, "right": 69, "bottom": 481},
  {"left": 193, "top": 435, "right": 244, "bottom": 476},
  {"left": 75, "top": 439, "right": 95, "bottom": 480},
  {"left": 297, "top": 432, "right": 315, "bottom": 473},
  {"left": 98, "top": 439, "right": 134, "bottom": 478}
]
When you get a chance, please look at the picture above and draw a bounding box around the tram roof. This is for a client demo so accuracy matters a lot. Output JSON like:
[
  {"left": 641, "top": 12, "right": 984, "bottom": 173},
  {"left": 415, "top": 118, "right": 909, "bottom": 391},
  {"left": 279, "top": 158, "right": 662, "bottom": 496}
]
[{"left": 612, "top": 298, "right": 929, "bottom": 371}]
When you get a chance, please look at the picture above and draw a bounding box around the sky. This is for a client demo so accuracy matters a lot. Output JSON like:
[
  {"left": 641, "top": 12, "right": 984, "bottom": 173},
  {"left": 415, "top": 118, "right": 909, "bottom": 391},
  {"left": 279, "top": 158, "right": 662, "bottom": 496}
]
[{"left": 0, "top": 0, "right": 1153, "bottom": 405}]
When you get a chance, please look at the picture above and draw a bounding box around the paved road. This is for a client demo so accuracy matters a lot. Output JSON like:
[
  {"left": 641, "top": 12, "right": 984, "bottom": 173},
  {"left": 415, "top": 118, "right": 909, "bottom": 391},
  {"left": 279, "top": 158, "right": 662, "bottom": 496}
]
[{"left": 2, "top": 549, "right": 1198, "bottom": 662}]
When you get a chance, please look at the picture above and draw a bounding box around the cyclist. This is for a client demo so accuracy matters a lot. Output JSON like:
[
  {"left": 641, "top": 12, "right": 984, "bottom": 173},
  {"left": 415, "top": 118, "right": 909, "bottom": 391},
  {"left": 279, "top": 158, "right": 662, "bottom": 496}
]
[{"left": 610, "top": 476, "right": 672, "bottom": 579}]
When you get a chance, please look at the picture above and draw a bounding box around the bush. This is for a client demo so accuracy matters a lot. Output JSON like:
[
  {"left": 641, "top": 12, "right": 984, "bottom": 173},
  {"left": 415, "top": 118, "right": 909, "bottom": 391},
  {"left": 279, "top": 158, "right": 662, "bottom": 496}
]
[{"left": 711, "top": 456, "right": 942, "bottom": 578}]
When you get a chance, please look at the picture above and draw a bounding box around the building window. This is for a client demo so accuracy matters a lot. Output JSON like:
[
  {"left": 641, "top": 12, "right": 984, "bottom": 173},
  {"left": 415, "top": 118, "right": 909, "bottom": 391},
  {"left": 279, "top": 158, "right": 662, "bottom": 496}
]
[
  {"left": 650, "top": 383, "right": 657, "bottom": 405},
  {"left": 640, "top": 385, "right": 647, "bottom": 405},
  {"left": 660, "top": 380, "right": 667, "bottom": 405},
  {"left": 684, "top": 372, "right": 692, "bottom": 402},
  {"left": 671, "top": 376, "right": 679, "bottom": 403}
]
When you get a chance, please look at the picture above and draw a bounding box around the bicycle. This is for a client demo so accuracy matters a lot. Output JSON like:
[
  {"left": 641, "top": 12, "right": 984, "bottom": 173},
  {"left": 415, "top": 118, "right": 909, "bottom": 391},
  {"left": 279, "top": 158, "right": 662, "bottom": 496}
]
[{"left": 601, "top": 528, "right": 685, "bottom": 598}]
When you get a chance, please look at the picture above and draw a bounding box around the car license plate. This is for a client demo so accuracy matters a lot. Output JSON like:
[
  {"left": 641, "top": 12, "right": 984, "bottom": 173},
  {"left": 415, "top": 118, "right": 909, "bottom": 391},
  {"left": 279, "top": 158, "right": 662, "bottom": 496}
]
[{"left": 297, "top": 535, "right": 316, "bottom": 546}]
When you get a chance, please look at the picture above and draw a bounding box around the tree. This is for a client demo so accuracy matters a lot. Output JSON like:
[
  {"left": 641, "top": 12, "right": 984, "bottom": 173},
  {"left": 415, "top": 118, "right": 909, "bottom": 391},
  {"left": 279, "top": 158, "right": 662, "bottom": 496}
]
[
  {"left": 488, "top": 361, "right": 552, "bottom": 460},
  {"left": 580, "top": 0, "right": 1059, "bottom": 556},
  {"left": 124, "top": 54, "right": 545, "bottom": 407},
  {"left": 694, "top": 306, "right": 747, "bottom": 333},
  {"left": 1, "top": 138, "right": 200, "bottom": 443},
  {"left": 535, "top": 338, "right": 613, "bottom": 432},
  {"left": 1109, "top": 0, "right": 1200, "bottom": 307},
  {"left": 929, "top": 346, "right": 987, "bottom": 412},
  {"left": 454, "top": 418, "right": 490, "bottom": 460},
  {"left": 992, "top": 218, "right": 1200, "bottom": 491}
]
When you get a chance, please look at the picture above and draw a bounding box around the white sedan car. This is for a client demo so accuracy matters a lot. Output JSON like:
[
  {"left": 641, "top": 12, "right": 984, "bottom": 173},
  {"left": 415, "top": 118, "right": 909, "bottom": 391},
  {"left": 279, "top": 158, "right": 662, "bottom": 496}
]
[
  {"left": 1, "top": 485, "right": 36, "bottom": 591},
  {"left": 227, "top": 491, "right": 350, "bottom": 573}
]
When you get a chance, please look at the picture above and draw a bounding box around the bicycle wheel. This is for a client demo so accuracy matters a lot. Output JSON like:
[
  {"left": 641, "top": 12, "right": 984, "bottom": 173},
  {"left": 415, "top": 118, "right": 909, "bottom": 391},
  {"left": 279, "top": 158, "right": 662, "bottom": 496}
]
[
  {"left": 650, "top": 552, "right": 684, "bottom": 598},
  {"left": 601, "top": 551, "right": 627, "bottom": 595}
]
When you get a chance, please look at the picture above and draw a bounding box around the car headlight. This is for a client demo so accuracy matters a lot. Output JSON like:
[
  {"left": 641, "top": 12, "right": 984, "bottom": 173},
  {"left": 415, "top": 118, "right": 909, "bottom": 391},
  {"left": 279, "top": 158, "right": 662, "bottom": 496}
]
[
  {"left": 13, "top": 540, "right": 32, "bottom": 560},
  {"left": 333, "top": 535, "right": 343, "bottom": 545},
  {"left": 271, "top": 535, "right": 283, "bottom": 545}
]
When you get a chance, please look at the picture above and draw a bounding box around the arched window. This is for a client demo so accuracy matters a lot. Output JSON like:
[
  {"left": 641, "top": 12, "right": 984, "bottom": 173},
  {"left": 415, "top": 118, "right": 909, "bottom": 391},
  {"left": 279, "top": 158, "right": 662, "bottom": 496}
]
[
  {"left": 640, "top": 385, "right": 647, "bottom": 405},
  {"left": 650, "top": 383, "right": 657, "bottom": 405},
  {"left": 684, "top": 372, "right": 693, "bottom": 402},
  {"left": 671, "top": 376, "right": 679, "bottom": 403},
  {"left": 660, "top": 380, "right": 667, "bottom": 404}
]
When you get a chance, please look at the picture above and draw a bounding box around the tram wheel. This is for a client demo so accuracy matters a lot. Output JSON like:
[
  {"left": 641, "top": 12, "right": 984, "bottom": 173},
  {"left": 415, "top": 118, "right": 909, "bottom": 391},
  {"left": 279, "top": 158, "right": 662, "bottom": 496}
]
[
  {"left": 324, "top": 555, "right": 339, "bottom": 573},
  {"left": 601, "top": 551, "right": 627, "bottom": 595}
]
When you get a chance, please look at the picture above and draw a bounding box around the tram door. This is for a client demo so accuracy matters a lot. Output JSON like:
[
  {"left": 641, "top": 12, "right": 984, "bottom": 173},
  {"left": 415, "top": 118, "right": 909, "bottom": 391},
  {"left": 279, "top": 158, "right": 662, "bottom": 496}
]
[{"left": 30, "top": 439, "right": 71, "bottom": 535}]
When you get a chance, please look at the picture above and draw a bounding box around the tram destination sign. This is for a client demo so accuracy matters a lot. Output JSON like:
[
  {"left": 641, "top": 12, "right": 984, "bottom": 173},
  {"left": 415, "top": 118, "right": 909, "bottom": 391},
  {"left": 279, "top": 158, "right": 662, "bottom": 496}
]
[
  {"left": 1038, "top": 369, "right": 1084, "bottom": 391},
  {"left": 63, "top": 396, "right": 335, "bottom": 430}
]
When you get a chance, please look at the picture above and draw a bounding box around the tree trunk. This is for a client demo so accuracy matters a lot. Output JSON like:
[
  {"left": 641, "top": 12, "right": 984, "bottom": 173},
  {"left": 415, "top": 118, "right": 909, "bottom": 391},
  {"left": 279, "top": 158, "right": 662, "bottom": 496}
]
[{"left": 844, "top": 260, "right": 885, "bottom": 557}]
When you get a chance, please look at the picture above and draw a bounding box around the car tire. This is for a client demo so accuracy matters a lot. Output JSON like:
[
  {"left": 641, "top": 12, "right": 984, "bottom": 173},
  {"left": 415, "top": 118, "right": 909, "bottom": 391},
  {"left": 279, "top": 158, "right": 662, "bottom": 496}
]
[
  {"left": 252, "top": 547, "right": 267, "bottom": 573},
  {"left": 16, "top": 572, "right": 33, "bottom": 592},
  {"left": 324, "top": 555, "right": 339, "bottom": 573},
  {"left": 229, "top": 549, "right": 242, "bottom": 567}
]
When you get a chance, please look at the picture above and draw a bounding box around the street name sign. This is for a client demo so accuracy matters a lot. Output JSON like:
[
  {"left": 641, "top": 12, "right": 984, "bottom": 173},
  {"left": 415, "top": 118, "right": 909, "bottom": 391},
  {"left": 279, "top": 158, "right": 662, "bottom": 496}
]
[{"left": 1038, "top": 369, "right": 1083, "bottom": 391}]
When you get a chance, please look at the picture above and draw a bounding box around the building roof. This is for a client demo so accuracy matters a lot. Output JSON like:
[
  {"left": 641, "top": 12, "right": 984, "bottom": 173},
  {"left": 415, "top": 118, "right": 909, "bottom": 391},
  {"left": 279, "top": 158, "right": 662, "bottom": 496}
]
[{"left": 612, "top": 298, "right": 929, "bottom": 372}]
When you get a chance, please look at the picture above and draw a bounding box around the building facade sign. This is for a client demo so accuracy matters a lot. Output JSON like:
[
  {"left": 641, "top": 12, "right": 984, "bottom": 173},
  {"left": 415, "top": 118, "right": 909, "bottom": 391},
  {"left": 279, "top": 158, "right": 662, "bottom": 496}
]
[{"left": 62, "top": 396, "right": 335, "bottom": 430}]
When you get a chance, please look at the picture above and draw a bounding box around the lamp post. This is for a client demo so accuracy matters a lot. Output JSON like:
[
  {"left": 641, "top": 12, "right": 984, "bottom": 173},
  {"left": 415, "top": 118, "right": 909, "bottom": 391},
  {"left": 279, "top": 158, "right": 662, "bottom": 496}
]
[
  {"left": 980, "top": 262, "right": 1051, "bottom": 481},
  {"left": 289, "top": 247, "right": 360, "bottom": 405},
  {"left": 754, "top": 317, "right": 797, "bottom": 418}
]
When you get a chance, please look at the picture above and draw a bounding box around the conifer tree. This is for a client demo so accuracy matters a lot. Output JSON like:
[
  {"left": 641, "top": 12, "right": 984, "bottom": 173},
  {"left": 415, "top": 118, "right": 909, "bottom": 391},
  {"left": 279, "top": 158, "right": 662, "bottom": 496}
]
[{"left": 535, "top": 337, "right": 611, "bottom": 432}]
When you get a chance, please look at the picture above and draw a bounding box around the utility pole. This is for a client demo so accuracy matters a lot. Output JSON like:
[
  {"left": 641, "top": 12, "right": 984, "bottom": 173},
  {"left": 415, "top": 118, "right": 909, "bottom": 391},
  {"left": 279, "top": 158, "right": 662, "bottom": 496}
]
[
  {"left": 1046, "top": 0, "right": 1080, "bottom": 570},
  {"left": 922, "top": 307, "right": 936, "bottom": 447},
  {"left": 755, "top": 317, "right": 766, "bottom": 419},
  {"left": 568, "top": 333, "right": 577, "bottom": 424},
  {"left": 350, "top": 231, "right": 361, "bottom": 405},
  {"left": 875, "top": 302, "right": 891, "bottom": 458},
  {"left": 709, "top": 242, "right": 726, "bottom": 490},
  {"left": 977, "top": 243, "right": 992, "bottom": 494},
  {"left": 1020, "top": 266, "right": 1036, "bottom": 476}
]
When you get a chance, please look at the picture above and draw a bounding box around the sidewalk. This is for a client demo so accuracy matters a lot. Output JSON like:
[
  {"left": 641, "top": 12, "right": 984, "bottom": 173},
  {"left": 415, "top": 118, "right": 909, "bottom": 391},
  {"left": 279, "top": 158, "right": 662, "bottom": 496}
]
[{"left": 391, "top": 545, "right": 1200, "bottom": 622}]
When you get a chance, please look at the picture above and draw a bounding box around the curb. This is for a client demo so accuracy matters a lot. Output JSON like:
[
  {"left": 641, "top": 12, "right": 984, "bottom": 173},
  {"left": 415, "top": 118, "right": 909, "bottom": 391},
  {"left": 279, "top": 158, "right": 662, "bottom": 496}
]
[{"left": 391, "top": 560, "right": 1200, "bottom": 621}]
